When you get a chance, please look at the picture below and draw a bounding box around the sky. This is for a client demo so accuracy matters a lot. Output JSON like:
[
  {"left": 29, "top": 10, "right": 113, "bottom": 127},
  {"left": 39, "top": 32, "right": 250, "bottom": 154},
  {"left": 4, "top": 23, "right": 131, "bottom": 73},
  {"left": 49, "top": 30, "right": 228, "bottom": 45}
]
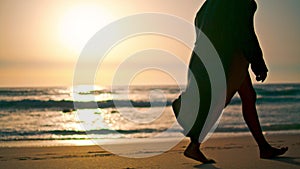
[{"left": 0, "top": 0, "right": 299, "bottom": 87}]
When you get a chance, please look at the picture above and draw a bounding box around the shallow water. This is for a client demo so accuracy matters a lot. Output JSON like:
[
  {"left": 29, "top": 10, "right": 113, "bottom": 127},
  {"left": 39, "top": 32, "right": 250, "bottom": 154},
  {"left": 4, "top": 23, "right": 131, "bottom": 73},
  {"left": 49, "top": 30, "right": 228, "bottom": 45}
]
[{"left": 0, "top": 84, "right": 299, "bottom": 146}]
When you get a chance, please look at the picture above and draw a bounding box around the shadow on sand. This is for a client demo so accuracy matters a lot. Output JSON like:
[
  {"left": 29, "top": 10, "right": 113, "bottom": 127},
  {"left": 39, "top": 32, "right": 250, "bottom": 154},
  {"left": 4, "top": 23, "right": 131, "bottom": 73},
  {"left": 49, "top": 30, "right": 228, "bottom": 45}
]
[
  {"left": 269, "top": 156, "right": 300, "bottom": 167},
  {"left": 193, "top": 163, "right": 220, "bottom": 169}
]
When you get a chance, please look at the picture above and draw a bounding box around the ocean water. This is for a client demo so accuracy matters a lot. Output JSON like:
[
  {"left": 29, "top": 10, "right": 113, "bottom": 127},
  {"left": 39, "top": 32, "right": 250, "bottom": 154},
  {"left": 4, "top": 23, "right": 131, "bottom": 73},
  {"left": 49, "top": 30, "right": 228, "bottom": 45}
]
[{"left": 0, "top": 84, "right": 299, "bottom": 146}]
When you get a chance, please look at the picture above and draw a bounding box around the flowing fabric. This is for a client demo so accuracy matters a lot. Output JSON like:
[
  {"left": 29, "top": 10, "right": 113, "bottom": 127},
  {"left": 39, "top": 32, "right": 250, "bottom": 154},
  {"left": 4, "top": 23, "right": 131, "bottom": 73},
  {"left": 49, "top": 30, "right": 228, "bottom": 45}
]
[{"left": 173, "top": 0, "right": 268, "bottom": 142}]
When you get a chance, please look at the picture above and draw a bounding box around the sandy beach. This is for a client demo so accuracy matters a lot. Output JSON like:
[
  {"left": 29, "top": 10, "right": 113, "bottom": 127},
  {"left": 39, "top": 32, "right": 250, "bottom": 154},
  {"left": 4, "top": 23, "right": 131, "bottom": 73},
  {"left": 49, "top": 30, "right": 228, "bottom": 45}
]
[{"left": 1, "top": 133, "right": 299, "bottom": 169}]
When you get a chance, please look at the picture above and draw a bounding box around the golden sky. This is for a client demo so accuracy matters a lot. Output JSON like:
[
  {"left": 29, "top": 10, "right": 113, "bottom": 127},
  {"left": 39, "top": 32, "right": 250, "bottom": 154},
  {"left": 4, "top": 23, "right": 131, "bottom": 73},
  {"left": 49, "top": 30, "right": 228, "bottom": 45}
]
[{"left": 0, "top": 0, "right": 299, "bottom": 87}]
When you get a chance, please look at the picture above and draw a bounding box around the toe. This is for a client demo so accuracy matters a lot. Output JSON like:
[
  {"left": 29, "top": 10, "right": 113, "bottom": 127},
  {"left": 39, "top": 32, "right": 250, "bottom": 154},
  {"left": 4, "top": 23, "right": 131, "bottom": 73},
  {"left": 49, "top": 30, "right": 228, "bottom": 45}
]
[
  {"left": 260, "top": 146, "right": 288, "bottom": 159},
  {"left": 280, "top": 147, "right": 288, "bottom": 154},
  {"left": 203, "top": 159, "right": 216, "bottom": 164}
]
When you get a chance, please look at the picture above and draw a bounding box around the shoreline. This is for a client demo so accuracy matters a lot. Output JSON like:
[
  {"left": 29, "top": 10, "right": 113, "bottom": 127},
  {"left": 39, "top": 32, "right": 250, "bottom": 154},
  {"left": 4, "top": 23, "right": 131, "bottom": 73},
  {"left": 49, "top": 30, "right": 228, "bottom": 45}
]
[
  {"left": 1, "top": 133, "right": 299, "bottom": 169},
  {"left": 1, "top": 130, "right": 299, "bottom": 148}
]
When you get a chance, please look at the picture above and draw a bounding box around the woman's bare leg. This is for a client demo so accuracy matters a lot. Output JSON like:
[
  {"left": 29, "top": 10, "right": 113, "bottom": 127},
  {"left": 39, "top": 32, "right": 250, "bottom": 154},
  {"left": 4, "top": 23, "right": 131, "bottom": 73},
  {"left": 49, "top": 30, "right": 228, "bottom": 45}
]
[
  {"left": 184, "top": 139, "right": 215, "bottom": 163},
  {"left": 238, "top": 74, "right": 288, "bottom": 158},
  {"left": 172, "top": 96, "right": 215, "bottom": 163}
]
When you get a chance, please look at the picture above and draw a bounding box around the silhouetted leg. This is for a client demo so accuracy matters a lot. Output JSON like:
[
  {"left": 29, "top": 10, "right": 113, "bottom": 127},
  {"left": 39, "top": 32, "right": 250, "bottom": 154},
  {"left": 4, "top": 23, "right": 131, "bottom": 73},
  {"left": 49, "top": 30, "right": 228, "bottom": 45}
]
[
  {"left": 172, "top": 51, "right": 215, "bottom": 163},
  {"left": 238, "top": 74, "right": 288, "bottom": 158},
  {"left": 183, "top": 138, "right": 215, "bottom": 163},
  {"left": 172, "top": 88, "right": 215, "bottom": 163}
]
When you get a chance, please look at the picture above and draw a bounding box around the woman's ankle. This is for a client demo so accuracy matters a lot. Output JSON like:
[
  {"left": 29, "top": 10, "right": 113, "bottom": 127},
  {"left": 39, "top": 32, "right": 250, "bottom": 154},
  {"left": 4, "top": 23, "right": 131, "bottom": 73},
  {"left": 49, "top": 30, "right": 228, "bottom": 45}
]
[{"left": 258, "top": 142, "right": 271, "bottom": 150}]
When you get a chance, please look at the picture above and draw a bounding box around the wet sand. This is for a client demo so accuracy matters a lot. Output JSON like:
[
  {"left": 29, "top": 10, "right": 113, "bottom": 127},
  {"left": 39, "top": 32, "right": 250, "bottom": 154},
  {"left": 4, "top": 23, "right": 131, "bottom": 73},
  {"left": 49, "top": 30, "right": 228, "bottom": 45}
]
[{"left": 1, "top": 133, "right": 299, "bottom": 169}]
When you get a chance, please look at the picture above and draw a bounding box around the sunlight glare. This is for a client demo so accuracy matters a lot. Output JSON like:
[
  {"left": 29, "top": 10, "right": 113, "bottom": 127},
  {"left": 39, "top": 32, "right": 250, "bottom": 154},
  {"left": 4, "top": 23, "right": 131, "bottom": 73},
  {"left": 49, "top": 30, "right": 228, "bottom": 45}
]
[
  {"left": 59, "top": 4, "right": 112, "bottom": 53},
  {"left": 72, "top": 85, "right": 112, "bottom": 102}
]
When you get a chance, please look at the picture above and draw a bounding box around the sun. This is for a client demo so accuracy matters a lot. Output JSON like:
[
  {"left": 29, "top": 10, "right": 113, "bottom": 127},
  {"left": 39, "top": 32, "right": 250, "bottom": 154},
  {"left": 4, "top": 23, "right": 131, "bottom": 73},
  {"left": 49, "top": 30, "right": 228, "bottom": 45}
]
[{"left": 59, "top": 4, "right": 112, "bottom": 53}]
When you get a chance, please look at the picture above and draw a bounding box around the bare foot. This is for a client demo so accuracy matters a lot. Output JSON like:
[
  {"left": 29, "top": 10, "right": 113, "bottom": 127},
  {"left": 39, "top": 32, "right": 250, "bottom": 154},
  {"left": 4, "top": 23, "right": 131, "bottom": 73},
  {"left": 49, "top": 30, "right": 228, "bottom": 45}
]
[
  {"left": 184, "top": 142, "right": 215, "bottom": 163},
  {"left": 260, "top": 146, "right": 288, "bottom": 159}
]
